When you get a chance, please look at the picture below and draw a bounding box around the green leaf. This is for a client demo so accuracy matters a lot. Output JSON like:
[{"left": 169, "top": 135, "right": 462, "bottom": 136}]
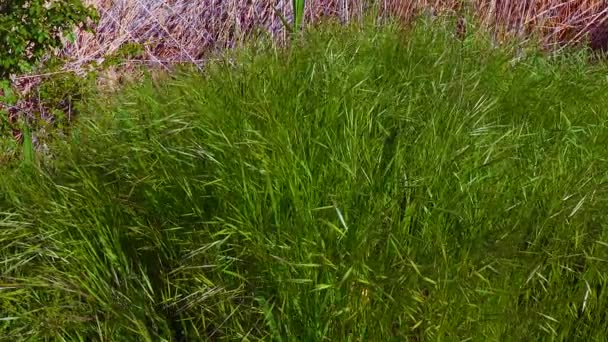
[
  {"left": 22, "top": 123, "right": 34, "bottom": 166},
  {"left": 292, "top": 0, "right": 306, "bottom": 33},
  {"left": 66, "top": 31, "right": 77, "bottom": 44}
]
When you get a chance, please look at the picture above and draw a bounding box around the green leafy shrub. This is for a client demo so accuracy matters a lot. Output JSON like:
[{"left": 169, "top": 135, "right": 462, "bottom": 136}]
[
  {"left": 0, "top": 1, "right": 98, "bottom": 166},
  {"left": 0, "top": 0, "right": 98, "bottom": 79}
]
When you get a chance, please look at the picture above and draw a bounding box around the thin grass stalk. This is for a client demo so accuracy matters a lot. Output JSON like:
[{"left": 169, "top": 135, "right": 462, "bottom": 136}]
[
  {"left": 21, "top": 123, "right": 34, "bottom": 166},
  {"left": 293, "top": 0, "right": 306, "bottom": 33}
]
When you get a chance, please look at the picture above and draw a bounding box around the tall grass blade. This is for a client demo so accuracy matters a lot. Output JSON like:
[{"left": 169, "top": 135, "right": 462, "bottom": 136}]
[
  {"left": 22, "top": 123, "right": 34, "bottom": 166},
  {"left": 293, "top": 0, "right": 306, "bottom": 33}
]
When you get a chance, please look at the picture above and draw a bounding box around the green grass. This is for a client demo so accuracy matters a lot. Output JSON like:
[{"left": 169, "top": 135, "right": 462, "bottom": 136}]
[{"left": 2, "top": 16, "right": 608, "bottom": 340}]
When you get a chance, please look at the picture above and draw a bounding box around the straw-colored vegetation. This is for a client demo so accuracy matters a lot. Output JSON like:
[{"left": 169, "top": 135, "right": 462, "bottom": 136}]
[{"left": 27, "top": 0, "right": 608, "bottom": 74}]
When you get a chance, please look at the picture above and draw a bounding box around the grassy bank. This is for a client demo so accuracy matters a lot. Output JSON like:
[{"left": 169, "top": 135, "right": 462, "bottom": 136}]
[{"left": 2, "top": 17, "right": 608, "bottom": 340}]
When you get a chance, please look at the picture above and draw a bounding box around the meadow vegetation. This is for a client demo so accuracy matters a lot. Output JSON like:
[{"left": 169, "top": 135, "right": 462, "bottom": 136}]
[{"left": 2, "top": 12, "right": 608, "bottom": 341}]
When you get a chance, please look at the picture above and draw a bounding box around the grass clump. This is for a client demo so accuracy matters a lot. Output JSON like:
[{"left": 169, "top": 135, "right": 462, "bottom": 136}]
[{"left": 2, "top": 17, "right": 608, "bottom": 340}]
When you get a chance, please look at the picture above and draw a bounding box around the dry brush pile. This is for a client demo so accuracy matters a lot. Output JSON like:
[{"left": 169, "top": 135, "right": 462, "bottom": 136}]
[
  {"left": 60, "top": 0, "right": 608, "bottom": 70},
  {"left": 8, "top": 0, "right": 608, "bottom": 95}
]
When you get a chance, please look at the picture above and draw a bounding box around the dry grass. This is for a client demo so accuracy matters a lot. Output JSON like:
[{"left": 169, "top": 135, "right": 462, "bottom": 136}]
[
  {"left": 386, "top": 1, "right": 608, "bottom": 47},
  {"left": 60, "top": 0, "right": 361, "bottom": 72},
  {"left": 2, "top": 0, "right": 603, "bottom": 83},
  {"left": 53, "top": 0, "right": 608, "bottom": 74}
]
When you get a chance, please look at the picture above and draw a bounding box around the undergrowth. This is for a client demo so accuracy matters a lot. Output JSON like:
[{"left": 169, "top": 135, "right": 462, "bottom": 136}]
[{"left": 2, "top": 16, "right": 608, "bottom": 341}]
